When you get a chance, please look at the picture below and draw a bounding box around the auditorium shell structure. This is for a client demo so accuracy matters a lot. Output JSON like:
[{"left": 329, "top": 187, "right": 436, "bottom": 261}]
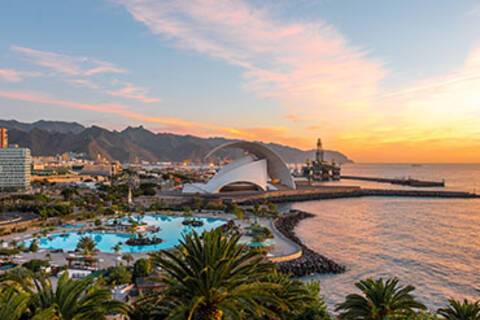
[{"left": 182, "top": 141, "right": 296, "bottom": 194}]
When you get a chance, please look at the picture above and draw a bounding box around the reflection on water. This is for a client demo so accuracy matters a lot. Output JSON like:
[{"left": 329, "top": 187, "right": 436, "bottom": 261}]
[
  {"left": 318, "top": 163, "right": 480, "bottom": 192},
  {"left": 293, "top": 197, "right": 480, "bottom": 310}
]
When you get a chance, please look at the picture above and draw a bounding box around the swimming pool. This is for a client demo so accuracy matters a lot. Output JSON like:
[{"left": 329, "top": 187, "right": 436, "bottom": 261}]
[{"left": 29, "top": 214, "right": 226, "bottom": 254}]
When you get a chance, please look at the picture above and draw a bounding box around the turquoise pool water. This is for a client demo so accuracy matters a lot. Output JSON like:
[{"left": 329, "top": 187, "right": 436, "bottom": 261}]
[
  {"left": 29, "top": 215, "right": 226, "bottom": 254},
  {"left": 0, "top": 263, "right": 17, "bottom": 270}
]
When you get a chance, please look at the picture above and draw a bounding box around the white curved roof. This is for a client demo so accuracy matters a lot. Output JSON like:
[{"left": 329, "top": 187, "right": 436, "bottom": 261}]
[
  {"left": 183, "top": 157, "right": 269, "bottom": 194},
  {"left": 205, "top": 141, "right": 296, "bottom": 189}
]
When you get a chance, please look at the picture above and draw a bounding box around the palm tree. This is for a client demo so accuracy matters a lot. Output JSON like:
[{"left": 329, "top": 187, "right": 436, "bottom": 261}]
[
  {"left": 0, "top": 288, "right": 29, "bottom": 320},
  {"left": 112, "top": 243, "right": 122, "bottom": 266},
  {"left": 122, "top": 253, "right": 134, "bottom": 266},
  {"left": 262, "top": 272, "right": 330, "bottom": 320},
  {"left": 144, "top": 228, "right": 282, "bottom": 320},
  {"left": 336, "top": 277, "right": 426, "bottom": 320},
  {"left": 76, "top": 236, "right": 97, "bottom": 256},
  {"left": 438, "top": 299, "right": 480, "bottom": 320},
  {"left": 112, "top": 242, "right": 122, "bottom": 255},
  {"left": 1, "top": 268, "right": 129, "bottom": 319}
]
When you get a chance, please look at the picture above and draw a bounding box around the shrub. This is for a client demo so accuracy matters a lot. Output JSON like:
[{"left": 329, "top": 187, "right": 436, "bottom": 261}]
[
  {"left": 22, "top": 259, "right": 49, "bottom": 272},
  {"left": 29, "top": 239, "right": 40, "bottom": 253},
  {"left": 133, "top": 258, "right": 153, "bottom": 280},
  {"left": 104, "top": 266, "right": 132, "bottom": 286}
]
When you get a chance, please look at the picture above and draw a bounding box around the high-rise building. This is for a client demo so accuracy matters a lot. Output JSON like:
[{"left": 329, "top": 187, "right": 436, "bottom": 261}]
[
  {"left": 0, "top": 128, "right": 7, "bottom": 148},
  {"left": 0, "top": 147, "right": 32, "bottom": 190}
]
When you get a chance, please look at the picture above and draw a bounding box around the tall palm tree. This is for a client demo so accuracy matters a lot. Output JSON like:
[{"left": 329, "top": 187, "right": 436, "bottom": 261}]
[
  {"left": 438, "top": 299, "right": 480, "bottom": 320},
  {"left": 112, "top": 242, "right": 122, "bottom": 266},
  {"left": 145, "top": 229, "right": 281, "bottom": 320},
  {"left": 263, "top": 271, "right": 330, "bottom": 320},
  {"left": 1, "top": 268, "right": 129, "bottom": 319},
  {"left": 336, "top": 277, "right": 426, "bottom": 320},
  {"left": 76, "top": 236, "right": 97, "bottom": 256}
]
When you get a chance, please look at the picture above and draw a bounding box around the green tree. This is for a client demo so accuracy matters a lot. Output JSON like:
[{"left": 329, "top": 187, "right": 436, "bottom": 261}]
[
  {"left": 233, "top": 205, "right": 245, "bottom": 220},
  {"left": 133, "top": 258, "right": 153, "bottom": 280},
  {"left": 438, "top": 299, "right": 480, "bottom": 320},
  {"left": 112, "top": 243, "right": 122, "bottom": 255},
  {"left": 0, "top": 288, "right": 29, "bottom": 320},
  {"left": 143, "top": 229, "right": 282, "bottom": 320},
  {"left": 104, "top": 266, "right": 132, "bottom": 286},
  {"left": 28, "top": 239, "right": 39, "bottom": 253},
  {"left": 61, "top": 187, "right": 77, "bottom": 201},
  {"left": 1, "top": 268, "right": 129, "bottom": 319},
  {"left": 336, "top": 278, "right": 426, "bottom": 320},
  {"left": 22, "top": 259, "right": 49, "bottom": 273},
  {"left": 122, "top": 253, "right": 134, "bottom": 266},
  {"left": 264, "top": 272, "right": 330, "bottom": 320},
  {"left": 193, "top": 195, "right": 204, "bottom": 212},
  {"left": 76, "top": 236, "right": 97, "bottom": 256}
]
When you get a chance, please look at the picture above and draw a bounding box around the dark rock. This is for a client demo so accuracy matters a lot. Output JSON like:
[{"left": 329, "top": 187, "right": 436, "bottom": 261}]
[{"left": 274, "top": 209, "right": 346, "bottom": 276}]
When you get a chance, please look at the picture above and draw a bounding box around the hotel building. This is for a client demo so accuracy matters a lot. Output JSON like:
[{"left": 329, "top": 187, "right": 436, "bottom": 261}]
[{"left": 0, "top": 129, "right": 32, "bottom": 190}]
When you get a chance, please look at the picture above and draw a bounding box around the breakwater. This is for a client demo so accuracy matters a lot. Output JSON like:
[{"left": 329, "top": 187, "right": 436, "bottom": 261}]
[
  {"left": 236, "top": 187, "right": 479, "bottom": 205},
  {"left": 341, "top": 175, "right": 445, "bottom": 187},
  {"left": 274, "top": 209, "right": 346, "bottom": 276}
]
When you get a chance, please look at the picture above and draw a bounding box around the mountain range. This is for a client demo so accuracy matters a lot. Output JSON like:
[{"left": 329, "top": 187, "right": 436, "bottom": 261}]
[{"left": 1, "top": 119, "right": 353, "bottom": 164}]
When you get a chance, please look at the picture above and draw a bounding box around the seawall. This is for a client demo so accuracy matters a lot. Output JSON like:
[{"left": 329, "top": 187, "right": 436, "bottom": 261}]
[
  {"left": 235, "top": 187, "right": 479, "bottom": 205},
  {"left": 274, "top": 209, "right": 346, "bottom": 276}
]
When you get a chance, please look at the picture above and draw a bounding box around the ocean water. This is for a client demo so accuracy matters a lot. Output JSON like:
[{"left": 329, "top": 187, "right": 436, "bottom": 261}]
[{"left": 291, "top": 163, "right": 480, "bottom": 310}]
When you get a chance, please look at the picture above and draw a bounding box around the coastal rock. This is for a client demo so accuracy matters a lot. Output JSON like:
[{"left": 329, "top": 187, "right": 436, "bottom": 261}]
[{"left": 274, "top": 210, "right": 346, "bottom": 276}]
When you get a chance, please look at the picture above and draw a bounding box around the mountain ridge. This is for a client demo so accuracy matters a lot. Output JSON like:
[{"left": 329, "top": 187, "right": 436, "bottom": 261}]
[{"left": 1, "top": 119, "right": 353, "bottom": 164}]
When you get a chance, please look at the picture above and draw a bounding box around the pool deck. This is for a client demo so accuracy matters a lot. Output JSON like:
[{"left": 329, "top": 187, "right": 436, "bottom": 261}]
[{"left": 0, "top": 211, "right": 300, "bottom": 269}]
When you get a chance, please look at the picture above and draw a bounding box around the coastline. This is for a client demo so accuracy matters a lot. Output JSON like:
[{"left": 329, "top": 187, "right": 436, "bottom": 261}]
[{"left": 274, "top": 209, "right": 346, "bottom": 276}]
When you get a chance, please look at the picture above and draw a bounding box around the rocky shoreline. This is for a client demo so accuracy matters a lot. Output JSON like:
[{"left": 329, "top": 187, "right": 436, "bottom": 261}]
[{"left": 274, "top": 209, "right": 346, "bottom": 276}]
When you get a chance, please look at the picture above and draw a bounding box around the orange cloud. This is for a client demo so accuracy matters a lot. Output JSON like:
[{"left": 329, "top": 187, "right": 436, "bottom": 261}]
[{"left": 330, "top": 44, "right": 480, "bottom": 162}]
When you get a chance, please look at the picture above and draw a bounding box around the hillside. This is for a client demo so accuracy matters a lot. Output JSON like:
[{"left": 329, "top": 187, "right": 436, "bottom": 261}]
[{"left": 2, "top": 120, "right": 353, "bottom": 164}]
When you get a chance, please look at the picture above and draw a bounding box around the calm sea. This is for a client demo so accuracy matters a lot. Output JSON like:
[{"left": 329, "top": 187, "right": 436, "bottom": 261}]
[{"left": 290, "top": 163, "right": 480, "bottom": 310}]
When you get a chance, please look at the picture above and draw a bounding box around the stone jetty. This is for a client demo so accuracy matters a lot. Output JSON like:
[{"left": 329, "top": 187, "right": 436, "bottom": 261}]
[
  {"left": 235, "top": 186, "right": 479, "bottom": 205},
  {"left": 274, "top": 209, "right": 346, "bottom": 276},
  {"left": 341, "top": 175, "right": 445, "bottom": 187}
]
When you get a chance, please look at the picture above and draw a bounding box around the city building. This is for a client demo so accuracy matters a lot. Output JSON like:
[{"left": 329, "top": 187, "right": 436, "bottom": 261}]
[
  {"left": 183, "top": 141, "right": 295, "bottom": 194},
  {"left": 0, "top": 128, "right": 7, "bottom": 148},
  {"left": 79, "top": 161, "right": 122, "bottom": 177},
  {"left": 0, "top": 147, "right": 32, "bottom": 190}
]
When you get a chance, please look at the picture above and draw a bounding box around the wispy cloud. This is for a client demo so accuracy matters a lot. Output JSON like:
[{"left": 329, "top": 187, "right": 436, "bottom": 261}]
[
  {"left": 0, "top": 68, "right": 41, "bottom": 82},
  {"left": 68, "top": 79, "right": 101, "bottom": 90},
  {"left": 0, "top": 68, "right": 23, "bottom": 82},
  {"left": 9, "top": 45, "right": 161, "bottom": 104},
  {"left": 10, "top": 45, "right": 126, "bottom": 77},
  {"left": 108, "top": 83, "right": 160, "bottom": 103},
  {"left": 116, "top": 0, "right": 385, "bottom": 116}
]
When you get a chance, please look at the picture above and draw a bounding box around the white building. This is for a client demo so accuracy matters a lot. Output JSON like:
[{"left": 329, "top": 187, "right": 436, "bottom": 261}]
[
  {"left": 0, "top": 147, "right": 32, "bottom": 190},
  {"left": 183, "top": 141, "right": 295, "bottom": 194}
]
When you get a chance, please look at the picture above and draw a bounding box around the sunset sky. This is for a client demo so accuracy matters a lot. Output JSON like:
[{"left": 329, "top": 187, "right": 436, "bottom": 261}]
[{"left": 1, "top": 0, "right": 480, "bottom": 163}]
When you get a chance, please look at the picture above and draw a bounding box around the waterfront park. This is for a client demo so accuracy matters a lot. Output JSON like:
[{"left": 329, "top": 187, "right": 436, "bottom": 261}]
[{"left": 0, "top": 159, "right": 479, "bottom": 319}]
